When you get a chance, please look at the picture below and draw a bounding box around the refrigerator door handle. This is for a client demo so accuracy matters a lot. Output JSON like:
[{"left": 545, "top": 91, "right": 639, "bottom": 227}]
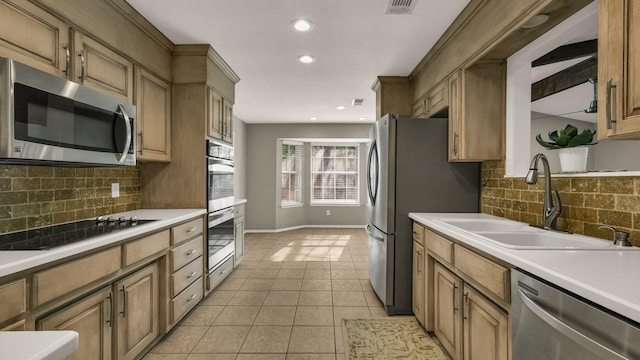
[
  {"left": 367, "top": 140, "right": 378, "bottom": 205},
  {"left": 366, "top": 224, "right": 384, "bottom": 242}
]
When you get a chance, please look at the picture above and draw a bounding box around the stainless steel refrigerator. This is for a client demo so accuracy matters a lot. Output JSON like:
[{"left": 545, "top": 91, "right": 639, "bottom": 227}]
[{"left": 366, "top": 114, "right": 480, "bottom": 315}]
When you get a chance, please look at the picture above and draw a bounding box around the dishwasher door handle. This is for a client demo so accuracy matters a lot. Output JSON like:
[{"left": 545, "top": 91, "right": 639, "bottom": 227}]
[
  {"left": 365, "top": 224, "right": 384, "bottom": 242},
  {"left": 517, "top": 287, "right": 626, "bottom": 360}
]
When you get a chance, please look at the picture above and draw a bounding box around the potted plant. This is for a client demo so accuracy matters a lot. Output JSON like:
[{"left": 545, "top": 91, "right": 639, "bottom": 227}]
[{"left": 535, "top": 124, "right": 597, "bottom": 172}]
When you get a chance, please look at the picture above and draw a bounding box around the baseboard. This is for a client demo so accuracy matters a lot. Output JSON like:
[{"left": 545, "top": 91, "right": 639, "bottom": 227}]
[{"left": 246, "top": 224, "right": 366, "bottom": 233}]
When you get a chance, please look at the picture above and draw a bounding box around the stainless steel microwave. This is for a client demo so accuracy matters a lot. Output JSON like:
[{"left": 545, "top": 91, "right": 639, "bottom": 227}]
[{"left": 0, "top": 57, "right": 136, "bottom": 166}]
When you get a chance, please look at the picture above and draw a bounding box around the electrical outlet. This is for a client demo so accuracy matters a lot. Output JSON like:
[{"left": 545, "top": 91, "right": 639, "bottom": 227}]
[
  {"left": 326, "top": 210, "right": 330, "bottom": 216},
  {"left": 111, "top": 183, "right": 120, "bottom": 198}
]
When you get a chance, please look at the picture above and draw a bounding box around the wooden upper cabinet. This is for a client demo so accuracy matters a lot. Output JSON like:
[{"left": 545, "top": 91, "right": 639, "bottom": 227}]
[
  {"left": 207, "top": 88, "right": 224, "bottom": 140},
  {"left": 448, "top": 62, "right": 505, "bottom": 162},
  {"left": 223, "top": 100, "right": 234, "bottom": 143},
  {"left": 412, "top": 97, "right": 427, "bottom": 118},
  {"left": 73, "top": 31, "right": 133, "bottom": 102},
  {"left": 426, "top": 79, "right": 449, "bottom": 117},
  {"left": 135, "top": 66, "right": 171, "bottom": 162},
  {"left": 0, "top": 0, "right": 70, "bottom": 77},
  {"left": 598, "top": 0, "right": 640, "bottom": 139}
]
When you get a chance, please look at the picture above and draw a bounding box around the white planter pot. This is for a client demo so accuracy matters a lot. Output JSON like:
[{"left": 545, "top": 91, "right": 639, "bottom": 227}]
[{"left": 558, "top": 147, "right": 589, "bottom": 172}]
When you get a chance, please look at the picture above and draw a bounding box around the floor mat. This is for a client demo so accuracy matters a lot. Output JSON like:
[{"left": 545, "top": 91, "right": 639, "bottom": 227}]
[{"left": 342, "top": 316, "right": 451, "bottom": 360}]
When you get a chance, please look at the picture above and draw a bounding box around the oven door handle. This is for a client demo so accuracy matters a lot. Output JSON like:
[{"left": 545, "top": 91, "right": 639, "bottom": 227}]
[
  {"left": 208, "top": 209, "right": 235, "bottom": 227},
  {"left": 516, "top": 287, "right": 626, "bottom": 360}
]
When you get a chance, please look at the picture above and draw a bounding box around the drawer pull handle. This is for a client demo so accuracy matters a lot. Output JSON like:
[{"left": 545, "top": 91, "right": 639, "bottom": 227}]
[
  {"left": 220, "top": 268, "right": 229, "bottom": 275},
  {"left": 186, "top": 249, "right": 197, "bottom": 256},
  {"left": 187, "top": 271, "right": 197, "bottom": 279},
  {"left": 187, "top": 227, "right": 197, "bottom": 233},
  {"left": 187, "top": 293, "right": 197, "bottom": 302}
]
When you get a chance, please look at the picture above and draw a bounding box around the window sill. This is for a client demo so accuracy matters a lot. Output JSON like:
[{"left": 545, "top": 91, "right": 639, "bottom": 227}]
[
  {"left": 309, "top": 202, "right": 361, "bottom": 207},
  {"left": 281, "top": 202, "right": 304, "bottom": 209}
]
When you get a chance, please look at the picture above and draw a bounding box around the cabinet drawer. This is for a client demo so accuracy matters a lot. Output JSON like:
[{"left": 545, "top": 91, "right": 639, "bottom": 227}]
[
  {"left": 33, "top": 246, "right": 121, "bottom": 307},
  {"left": 0, "top": 279, "right": 26, "bottom": 324},
  {"left": 425, "top": 230, "right": 453, "bottom": 264},
  {"left": 208, "top": 256, "right": 234, "bottom": 290},
  {"left": 412, "top": 222, "right": 425, "bottom": 246},
  {"left": 171, "top": 256, "right": 203, "bottom": 297},
  {"left": 171, "top": 218, "right": 203, "bottom": 245},
  {"left": 454, "top": 244, "right": 509, "bottom": 302},
  {"left": 170, "top": 236, "right": 203, "bottom": 272},
  {"left": 171, "top": 277, "right": 203, "bottom": 324},
  {"left": 123, "top": 230, "right": 170, "bottom": 267}
]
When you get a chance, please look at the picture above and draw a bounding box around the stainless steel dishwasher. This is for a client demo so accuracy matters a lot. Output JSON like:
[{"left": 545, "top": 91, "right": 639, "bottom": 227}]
[{"left": 511, "top": 268, "right": 640, "bottom": 359}]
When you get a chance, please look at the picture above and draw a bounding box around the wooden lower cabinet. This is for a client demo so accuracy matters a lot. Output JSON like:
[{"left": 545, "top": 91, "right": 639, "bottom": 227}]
[
  {"left": 37, "top": 262, "right": 159, "bottom": 360},
  {"left": 433, "top": 262, "right": 463, "bottom": 359},
  {"left": 463, "top": 285, "right": 509, "bottom": 360},
  {"left": 115, "top": 263, "right": 159, "bottom": 360},
  {"left": 412, "top": 240, "right": 425, "bottom": 326},
  {"left": 433, "top": 261, "right": 509, "bottom": 360},
  {"left": 38, "top": 286, "right": 113, "bottom": 360}
]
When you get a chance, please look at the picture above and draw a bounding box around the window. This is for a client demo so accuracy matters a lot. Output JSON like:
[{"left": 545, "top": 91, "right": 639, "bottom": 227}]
[
  {"left": 311, "top": 144, "right": 359, "bottom": 204},
  {"left": 281, "top": 141, "right": 302, "bottom": 206}
]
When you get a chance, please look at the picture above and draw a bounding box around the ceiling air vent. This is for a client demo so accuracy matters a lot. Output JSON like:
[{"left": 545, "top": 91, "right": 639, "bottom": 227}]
[
  {"left": 385, "top": 0, "right": 416, "bottom": 15},
  {"left": 352, "top": 98, "right": 365, "bottom": 106}
]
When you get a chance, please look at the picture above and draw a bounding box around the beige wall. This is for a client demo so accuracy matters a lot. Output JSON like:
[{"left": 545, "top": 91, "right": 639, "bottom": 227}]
[
  {"left": 233, "top": 116, "right": 247, "bottom": 200},
  {"left": 245, "top": 123, "right": 371, "bottom": 231}
]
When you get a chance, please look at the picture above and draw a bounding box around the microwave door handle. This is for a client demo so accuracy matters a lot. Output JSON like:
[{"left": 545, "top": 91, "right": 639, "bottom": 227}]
[{"left": 117, "top": 104, "right": 132, "bottom": 163}]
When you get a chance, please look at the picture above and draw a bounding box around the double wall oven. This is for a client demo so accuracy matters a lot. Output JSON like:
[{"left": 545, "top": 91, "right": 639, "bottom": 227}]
[{"left": 206, "top": 139, "right": 235, "bottom": 275}]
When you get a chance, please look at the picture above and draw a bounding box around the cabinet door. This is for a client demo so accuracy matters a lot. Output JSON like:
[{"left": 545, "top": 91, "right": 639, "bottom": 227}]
[
  {"left": 135, "top": 66, "right": 171, "bottom": 162},
  {"left": 234, "top": 209, "right": 244, "bottom": 267},
  {"left": 426, "top": 80, "right": 448, "bottom": 117},
  {"left": 74, "top": 31, "right": 133, "bottom": 102},
  {"left": 433, "top": 262, "right": 463, "bottom": 360},
  {"left": 598, "top": 0, "right": 640, "bottom": 139},
  {"left": 38, "top": 287, "right": 112, "bottom": 360},
  {"left": 463, "top": 285, "right": 509, "bottom": 360},
  {"left": 448, "top": 71, "right": 462, "bottom": 161},
  {"left": 412, "top": 97, "right": 427, "bottom": 118},
  {"left": 448, "top": 62, "right": 505, "bottom": 162},
  {"left": 207, "top": 88, "right": 224, "bottom": 140},
  {"left": 412, "top": 241, "right": 425, "bottom": 326},
  {"left": 115, "top": 263, "right": 159, "bottom": 360},
  {"left": 223, "top": 100, "right": 234, "bottom": 143},
  {"left": 0, "top": 0, "right": 70, "bottom": 77}
]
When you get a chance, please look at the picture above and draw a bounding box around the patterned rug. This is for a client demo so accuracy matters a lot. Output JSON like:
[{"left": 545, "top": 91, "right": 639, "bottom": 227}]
[{"left": 342, "top": 316, "right": 451, "bottom": 360}]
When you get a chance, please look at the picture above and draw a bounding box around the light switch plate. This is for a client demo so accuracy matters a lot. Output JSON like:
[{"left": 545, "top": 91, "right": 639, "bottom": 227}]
[{"left": 111, "top": 183, "right": 120, "bottom": 198}]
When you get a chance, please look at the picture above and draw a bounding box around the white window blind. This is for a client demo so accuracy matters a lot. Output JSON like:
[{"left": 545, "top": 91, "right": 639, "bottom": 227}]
[
  {"left": 281, "top": 141, "right": 302, "bottom": 205},
  {"left": 311, "top": 144, "right": 359, "bottom": 204}
]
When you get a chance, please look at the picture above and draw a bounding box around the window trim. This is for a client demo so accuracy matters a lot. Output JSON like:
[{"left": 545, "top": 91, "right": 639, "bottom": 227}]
[{"left": 280, "top": 140, "right": 303, "bottom": 206}]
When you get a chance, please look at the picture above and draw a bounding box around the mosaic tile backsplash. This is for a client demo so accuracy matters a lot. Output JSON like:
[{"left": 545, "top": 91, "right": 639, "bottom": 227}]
[
  {"left": 0, "top": 165, "right": 140, "bottom": 233},
  {"left": 481, "top": 160, "right": 640, "bottom": 247}
]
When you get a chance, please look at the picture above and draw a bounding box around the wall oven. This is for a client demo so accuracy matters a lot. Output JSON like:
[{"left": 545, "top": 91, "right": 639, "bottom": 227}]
[
  {"left": 206, "top": 138, "right": 235, "bottom": 275},
  {"left": 0, "top": 57, "right": 136, "bottom": 166},
  {"left": 206, "top": 139, "right": 234, "bottom": 213}
]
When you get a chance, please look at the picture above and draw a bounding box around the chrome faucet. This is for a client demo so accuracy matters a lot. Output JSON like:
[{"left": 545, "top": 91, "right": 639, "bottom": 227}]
[{"left": 525, "top": 153, "right": 562, "bottom": 230}]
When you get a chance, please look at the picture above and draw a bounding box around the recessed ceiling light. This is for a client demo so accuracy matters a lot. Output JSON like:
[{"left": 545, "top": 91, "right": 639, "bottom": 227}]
[
  {"left": 359, "top": 117, "right": 367, "bottom": 120},
  {"left": 291, "top": 19, "right": 314, "bottom": 32},
  {"left": 521, "top": 14, "right": 549, "bottom": 29},
  {"left": 298, "top": 55, "right": 315, "bottom": 64},
  {"left": 309, "top": 117, "right": 318, "bottom": 120},
  {"left": 336, "top": 105, "right": 346, "bottom": 110}
]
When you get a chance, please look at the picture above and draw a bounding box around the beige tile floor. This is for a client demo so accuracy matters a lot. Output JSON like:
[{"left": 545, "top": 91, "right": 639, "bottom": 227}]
[{"left": 145, "top": 227, "right": 387, "bottom": 360}]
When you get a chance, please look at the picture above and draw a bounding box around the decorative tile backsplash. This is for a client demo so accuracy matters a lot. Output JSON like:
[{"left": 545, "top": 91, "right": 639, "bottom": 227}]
[
  {"left": 481, "top": 160, "right": 640, "bottom": 247},
  {"left": 0, "top": 165, "right": 140, "bottom": 233}
]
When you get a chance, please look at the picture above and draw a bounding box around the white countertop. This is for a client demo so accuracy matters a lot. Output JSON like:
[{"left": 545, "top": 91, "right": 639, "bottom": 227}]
[
  {"left": 0, "top": 209, "right": 206, "bottom": 278},
  {"left": 409, "top": 212, "right": 640, "bottom": 324},
  {"left": 0, "top": 331, "right": 78, "bottom": 360}
]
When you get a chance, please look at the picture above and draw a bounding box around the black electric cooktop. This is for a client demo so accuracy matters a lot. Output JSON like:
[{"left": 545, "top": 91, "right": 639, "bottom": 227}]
[{"left": 0, "top": 217, "right": 155, "bottom": 250}]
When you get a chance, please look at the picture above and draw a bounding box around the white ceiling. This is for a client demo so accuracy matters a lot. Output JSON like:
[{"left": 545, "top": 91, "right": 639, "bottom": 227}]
[{"left": 127, "top": 0, "right": 470, "bottom": 124}]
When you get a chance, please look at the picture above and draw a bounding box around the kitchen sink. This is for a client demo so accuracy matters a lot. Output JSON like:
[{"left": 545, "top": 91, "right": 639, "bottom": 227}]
[
  {"left": 434, "top": 217, "right": 640, "bottom": 250},
  {"left": 474, "top": 231, "right": 626, "bottom": 250},
  {"left": 435, "top": 218, "right": 537, "bottom": 232}
]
